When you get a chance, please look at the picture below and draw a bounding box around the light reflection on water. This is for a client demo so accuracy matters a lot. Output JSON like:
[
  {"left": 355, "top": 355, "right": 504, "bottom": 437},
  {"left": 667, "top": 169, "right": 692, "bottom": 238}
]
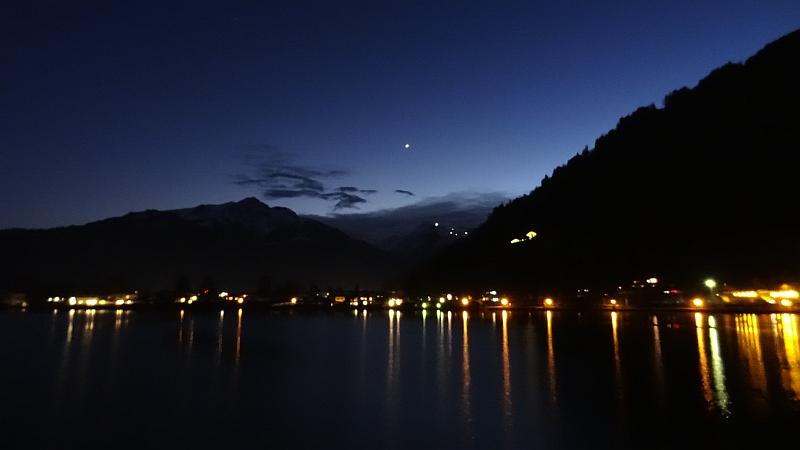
[
  {"left": 500, "top": 310, "right": 512, "bottom": 430},
  {"left": 652, "top": 315, "right": 665, "bottom": 402},
  {"left": 777, "top": 313, "right": 800, "bottom": 397},
  {"left": 708, "top": 316, "right": 730, "bottom": 415},
  {"left": 611, "top": 311, "right": 623, "bottom": 404},
  {"left": 695, "top": 313, "right": 715, "bottom": 408},
  {"left": 461, "top": 311, "right": 471, "bottom": 425},
  {"left": 735, "top": 314, "right": 767, "bottom": 411},
  {"left": 546, "top": 310, "right": 557, "bottom": 404},
  {"left": 4, "top": 309, "right": 800, "bottom": 449}
]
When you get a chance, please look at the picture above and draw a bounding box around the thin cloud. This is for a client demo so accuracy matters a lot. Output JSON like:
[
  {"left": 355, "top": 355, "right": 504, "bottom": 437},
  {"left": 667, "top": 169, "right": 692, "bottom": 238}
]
[
  {"left": 235, "top": 149, "right": 376, "bottom": 210},
  {"left": 337, "top": 186, "right": 378, "bottom": 195},
  {"left": 395, "top": 189, "right": 415, "bottom": 196},
  {"left": 321, "top": 192, "right": 368, "bottom": 210}
]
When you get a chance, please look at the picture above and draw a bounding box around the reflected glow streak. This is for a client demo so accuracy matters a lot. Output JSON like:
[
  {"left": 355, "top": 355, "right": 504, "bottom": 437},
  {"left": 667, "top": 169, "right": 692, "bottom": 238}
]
[
  {"left": 611, "top": 312, "right": 623, "bottom": 402},
  {"left": 695, "top": 313, "right": 714, "bottom": 407},
  {"left": 216, "top": 310, "right": 224, "bottom": 362},
  {"left": 652, "top": 315, "right": 665, "bottom": 393},
  {"left": 461, "top": 311, "right": 471, "bottom": 419},
  {"left": 235, "top": 308, "right": 243, "bottom": 366},
  {"left": 735, "top": 314, "right": 767, "bottom": 399},
  {"left": 708, "top": 316, "right": 730, "bottom": 415},
  {"left": 779, "top": 314, "right": 800, "bottom": 397},
  {"left": 546, "top": 310, "right": 556, "bottom": 402},
  {"left": 66, "top": 309, "right": 75, "bottom": 344},
  {"left": 501, "top": 310, "right": 512, "bottom": 424}
]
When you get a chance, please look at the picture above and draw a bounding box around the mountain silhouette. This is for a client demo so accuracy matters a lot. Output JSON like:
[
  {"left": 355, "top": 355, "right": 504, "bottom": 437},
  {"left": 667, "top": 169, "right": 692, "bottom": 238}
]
[
  {"left": 0, "top": 198, "right": 389, "bottom": 295},
  {"left": 421, "top": 29, "right": 800, "bottom": 294}
]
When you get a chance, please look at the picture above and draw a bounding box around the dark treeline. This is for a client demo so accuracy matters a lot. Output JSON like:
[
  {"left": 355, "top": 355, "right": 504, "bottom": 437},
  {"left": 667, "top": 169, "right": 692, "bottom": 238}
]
[{"left": 416, "top": 29, "right": 800, "bottom": 294}]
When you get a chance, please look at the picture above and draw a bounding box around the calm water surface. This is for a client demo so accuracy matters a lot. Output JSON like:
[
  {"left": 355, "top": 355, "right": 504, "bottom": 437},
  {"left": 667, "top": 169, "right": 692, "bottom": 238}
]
[{"left": 1, "top": 309, "right": 799, "bottom": 449}]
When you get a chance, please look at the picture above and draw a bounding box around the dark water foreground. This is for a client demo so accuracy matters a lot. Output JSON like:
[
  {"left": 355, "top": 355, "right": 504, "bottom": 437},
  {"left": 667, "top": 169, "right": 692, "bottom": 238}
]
[{"left": 0, "top": 309, "right": 798, "bottom": 449}]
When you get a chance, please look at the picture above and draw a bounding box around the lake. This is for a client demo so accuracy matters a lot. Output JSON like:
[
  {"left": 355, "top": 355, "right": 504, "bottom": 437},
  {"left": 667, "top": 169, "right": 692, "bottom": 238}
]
[{"left": 1, "top": 308, "right": 798, "bottom": 449}]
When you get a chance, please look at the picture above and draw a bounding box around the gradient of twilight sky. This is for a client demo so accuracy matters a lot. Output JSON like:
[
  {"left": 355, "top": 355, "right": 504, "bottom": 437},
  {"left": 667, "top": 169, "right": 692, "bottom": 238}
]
[{"left": 2, "top": 1, "right": 799, "bottom": 228}]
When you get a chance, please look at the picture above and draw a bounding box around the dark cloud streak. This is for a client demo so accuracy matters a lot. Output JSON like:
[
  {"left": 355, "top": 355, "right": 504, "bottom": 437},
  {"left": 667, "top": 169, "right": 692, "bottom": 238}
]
[
  {"left": 235, "top": 151, "right": 377, "bottom": 210},
  {"left": 395, "top": 189, "right": 415, "bottom": 196}
]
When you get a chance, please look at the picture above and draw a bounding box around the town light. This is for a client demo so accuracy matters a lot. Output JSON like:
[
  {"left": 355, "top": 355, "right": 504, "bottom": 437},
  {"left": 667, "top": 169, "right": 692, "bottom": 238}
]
[
  {"left": 692, "top": 298, "right": 704, "bottom": 307},
  {"left": 609, "top": 299, "right": 617, "bottom": 306},
  {"left": 770, "top": 289, "right": 799, "bottom": 299},
  {"left": 704, "top": 279, "right": 717, "bottom": 289},
  {"left": 732, "top": 291, "right": 758, "bottom": 298},
  {"left": 543, "top": 298, "right": 554, "bottom": 307},
  {"left": 290, "top": 297, "right": 298, "bottom": 304},
  {"left": 421, "top": 302, "right": 429, "bottom": 309},
  {"left": 500, "top": 298, "right": 509, "bottom": 306},
  {"left": 460, "top": 297, "right": 469, "bottom": 306},
  {"left": 780, "top": 299, "right": 793, "bottom": 307}
]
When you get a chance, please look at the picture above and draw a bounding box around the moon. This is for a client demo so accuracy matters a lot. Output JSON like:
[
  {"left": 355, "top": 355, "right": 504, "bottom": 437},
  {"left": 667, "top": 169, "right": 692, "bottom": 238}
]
[{"left": 404, "top": 143, "right": 411, "bottom": 150}]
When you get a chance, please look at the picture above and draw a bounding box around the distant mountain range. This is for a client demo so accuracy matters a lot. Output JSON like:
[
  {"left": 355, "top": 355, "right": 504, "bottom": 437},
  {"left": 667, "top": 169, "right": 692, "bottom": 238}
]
[
  {"left": 0, "top": 198, "right": 390, "bottom": 294},
  {"left": 421, "top": 28, "right": 800, "bottom": 293},
  {"left": 309, "top": 192, "right": 506, "bottom": 259}
]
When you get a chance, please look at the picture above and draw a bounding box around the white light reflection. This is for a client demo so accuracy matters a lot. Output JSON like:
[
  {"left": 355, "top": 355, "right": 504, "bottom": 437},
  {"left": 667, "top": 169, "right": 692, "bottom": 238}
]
[
  {"left": 216, "top": 310, "right": 224, "bottom": 366},
  {"left": 708, "top": 316, "right": 731, "bottom": 415},
  {"left": 235, "top": 308, "right": 243, "bottom": 368},
  {"left": 652, "top": 315, "right": 665, "bottom": 400}
]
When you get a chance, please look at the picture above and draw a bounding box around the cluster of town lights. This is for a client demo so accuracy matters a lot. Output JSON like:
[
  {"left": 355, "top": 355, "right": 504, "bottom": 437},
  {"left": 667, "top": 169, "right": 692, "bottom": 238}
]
[
  {"left": 510, "top": 230, "right": 537, "bottom": 244},
  {"left": 177, "top": 295, "right": 199, "bottom": 304},
  {"left": 219, "top": 292, "right": 246, "bottom": 304},
  {"left": 48, "top": 295, "right": 133, "bottom": 307}
]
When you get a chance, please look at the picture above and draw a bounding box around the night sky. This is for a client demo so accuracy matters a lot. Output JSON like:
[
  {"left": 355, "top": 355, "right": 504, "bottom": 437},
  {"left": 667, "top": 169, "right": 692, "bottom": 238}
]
[{"left": 3, "top": 1, "right": 799, "bottom": 228}]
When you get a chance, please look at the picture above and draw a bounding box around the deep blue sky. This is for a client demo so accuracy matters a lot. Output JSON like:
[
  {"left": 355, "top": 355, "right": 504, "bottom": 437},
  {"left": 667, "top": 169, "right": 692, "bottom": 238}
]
[{"left": 3, "top": 1, "right": 799, "bottom": 228}]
